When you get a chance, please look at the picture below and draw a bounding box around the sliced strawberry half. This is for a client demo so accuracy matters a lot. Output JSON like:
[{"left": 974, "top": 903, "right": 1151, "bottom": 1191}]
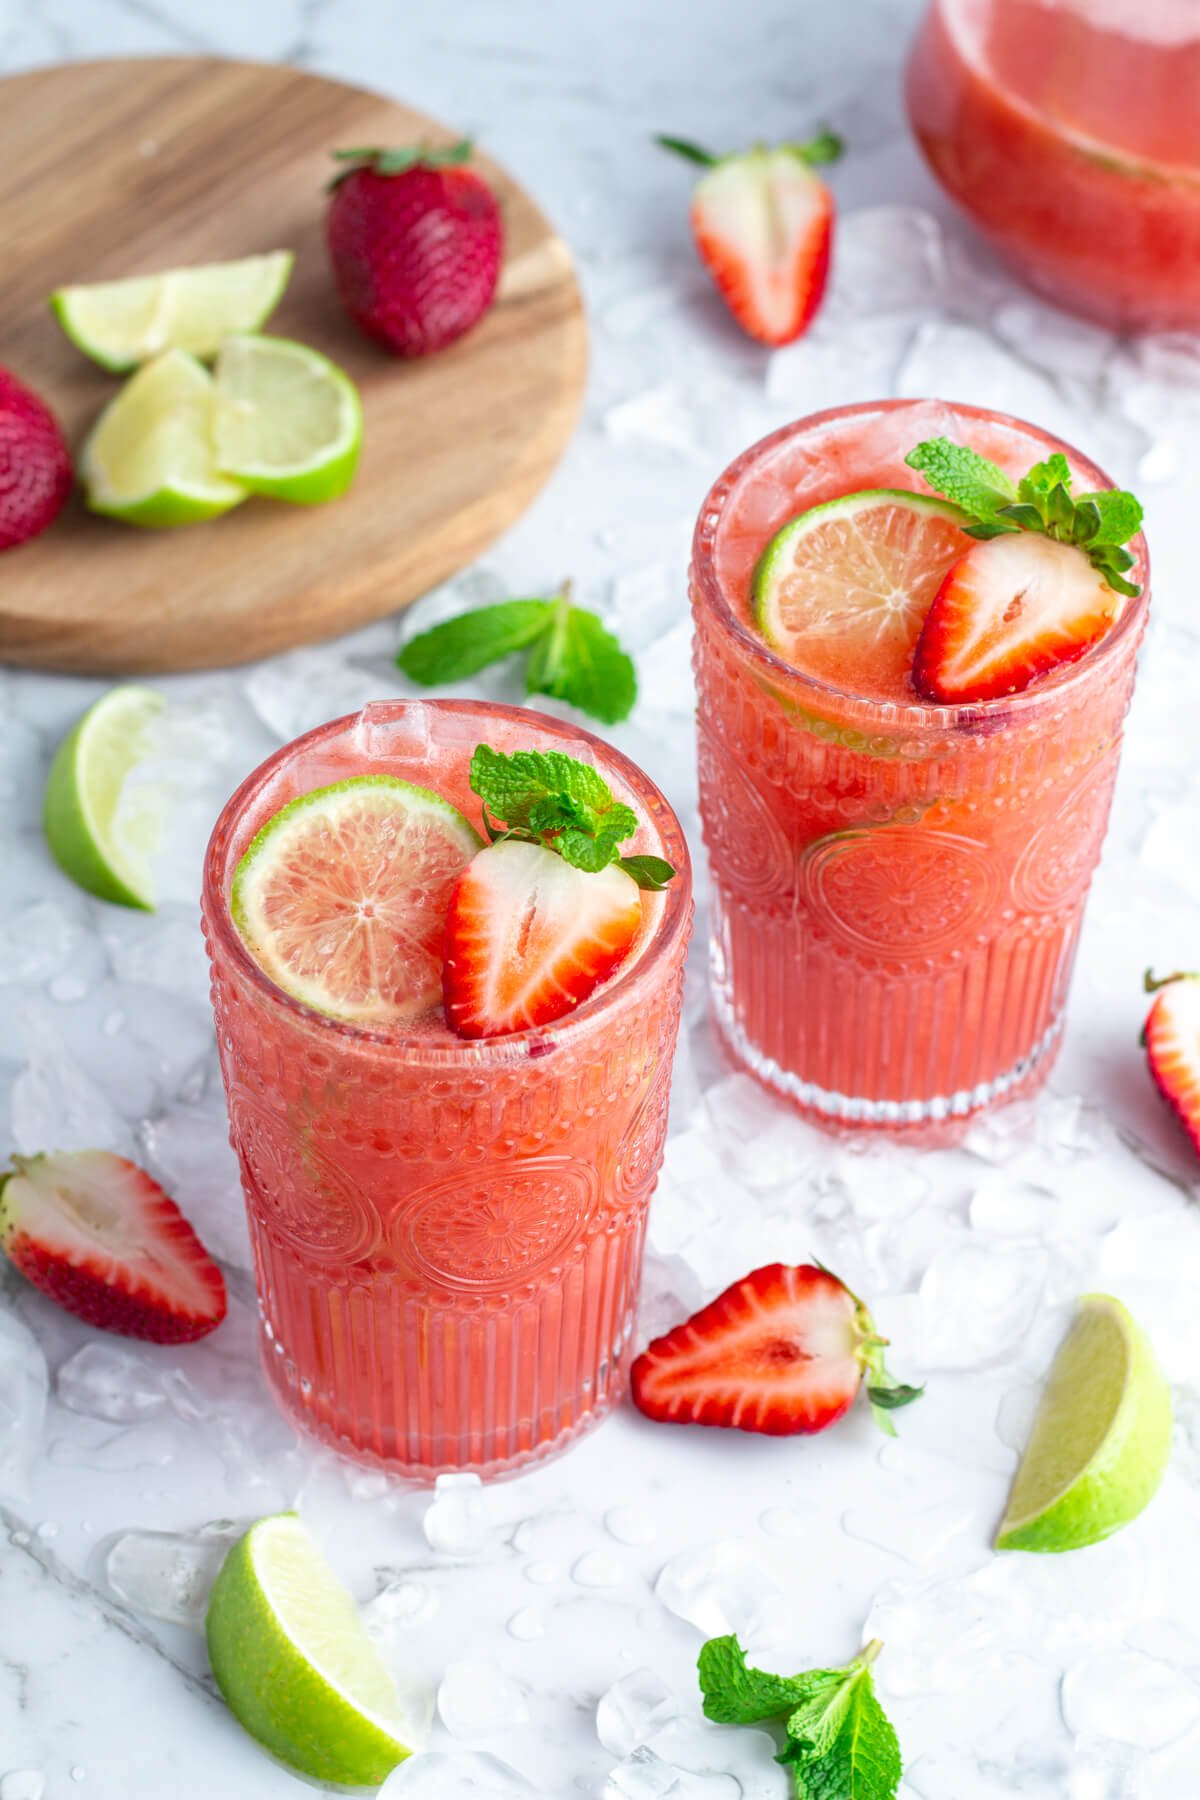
[
  {"left": 443, "top": 838, "right": 643, "bottom": 1039},
  {"left": 913, "top": 531, "right": 1121, "bottom": 704},
  {"left": 630, "top": 1261, "right": 921, "bottom": 1437},
  {"left": 690, "top": 149, "right": 834, "bottom": 346},
  {"left": 1144, "top": 971, "right": 1200, "bottom": 1160},
  {"left": 0, "top": 1150, "right": 227, "bottom": 1343}
]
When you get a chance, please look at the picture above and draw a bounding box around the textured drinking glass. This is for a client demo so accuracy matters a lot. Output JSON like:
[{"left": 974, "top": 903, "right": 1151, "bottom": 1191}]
[
  {"left": 691, "top": 399, "right": 1149, "bottom": 1141},
  {"left": 202, "top": 700, "right": 692, "bottom": 1479},
  {"left": 907, "top": 0, "right": 1200, "bottom": 332}
]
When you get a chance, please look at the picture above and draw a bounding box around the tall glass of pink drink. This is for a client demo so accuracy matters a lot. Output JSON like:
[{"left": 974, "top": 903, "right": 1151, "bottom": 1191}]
[
  {"left": 907, "top": 0, "right": 1200, "bottom": 332},
  {"left": 691, "top": 399, "right": 1149, "bottom": 1141},
  {"left": 202, "top": 700, "right": 691, "bottom": 1479}
]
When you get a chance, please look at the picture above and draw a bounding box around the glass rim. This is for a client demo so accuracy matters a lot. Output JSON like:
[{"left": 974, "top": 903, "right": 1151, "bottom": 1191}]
[
  {"left": 690, "top": 396, "right": 1152, "bottom": 733},
  {"left": 202, "top": 698, "right": 693, "bottom": 1066}
]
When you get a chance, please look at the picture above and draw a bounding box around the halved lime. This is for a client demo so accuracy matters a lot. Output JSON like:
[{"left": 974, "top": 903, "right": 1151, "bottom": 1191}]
[
  {"left": 206, "top": 1513, "right": 425, "bottom": 1787},
  {"left": 51, "top": 251, "right": 294, "bottom": 372},
  {"left": 213, "top": 333, "right": 363, "bottom": 504},
  {"left": 996, "top": 1295, "right": 1172, "bottom": 1553},
  {"left": 43, "top": 684, "right": 165, "bottom": 910},
  {"left": 81, "top": 349, "right": 248, "bottom": 527},
  {"left": 752, "top": 490, "right": 970, "bottom": 699},
  {"left": 231, "top": 775, "right": 481, "bottom": 1025}
]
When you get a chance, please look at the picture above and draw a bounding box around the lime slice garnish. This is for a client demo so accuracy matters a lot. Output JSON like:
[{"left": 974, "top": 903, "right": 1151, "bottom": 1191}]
[
  {"left": 51, "top": 252, "right": 294, "bottom": 372},
  {"left": 996, "top": 1294, "right": 1173, "bottom": 1553},
  {"left": 81, "top": 349, "right": 248, "bottom": 527},
  {"left": 752, "top": 490, "right": 969, "bottom": 698},
  {"left": 206, "top": 1513, "right": 425, "bottom": 1787},
  {"left": 43, "top": 684, "right": 166, "bottom": 910},
  {"left": 213, "top": 332, "right": 363, "bottom": 504},
  {"left": 231, "top": 775, "right": 482, "bottom": 1025}
]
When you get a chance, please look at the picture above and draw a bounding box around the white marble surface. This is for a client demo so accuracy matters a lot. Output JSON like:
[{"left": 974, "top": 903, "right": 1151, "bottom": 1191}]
[{"left": 4, "top": 2, "right": 1200, "bottom": 1797}]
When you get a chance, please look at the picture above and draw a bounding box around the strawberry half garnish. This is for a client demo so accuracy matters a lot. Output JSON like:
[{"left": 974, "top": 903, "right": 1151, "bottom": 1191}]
[
  {"left": 0, "top": 1150, "right": 227, "bottom": 1343},
  {"left": 658, "top": 132, "right": 842, "bottom": 347},
  {"left": 630, "top": 1262, "right": 921, "bottom": 1437},
  {"left": 1143, "top": 971, "right": 1200, "bottom": 1160},
  {"left": 443, "top": 839, "right": 642, "bottom": 1039},
  {"left": 912, "top": 532, "right": 1121, "bottom": 704}
]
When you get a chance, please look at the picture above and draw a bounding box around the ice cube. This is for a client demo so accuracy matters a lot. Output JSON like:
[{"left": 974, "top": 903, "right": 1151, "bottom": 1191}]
[
  {"left": 423, "top": 1472, "right": 486, "bottom": 1555},
  {"left": 608, "top": 565, "right": 673, "bottom": 652},
  {"left": 824, "top": 206, "right": 947, "bottom": 320},
  {"left": 603, "top": 1749, "right": 741, "bottom": 1800},
  {"left": 571, "top": 1550, "right": 625, "bottom": 1588},
  {"left": 917, "top": 1241, "right": 1047, "bottom": 1369},
  {"left": 1061, "top": 1651, "right": 1200, "bottom": 1749},
  {"left": 636, "top": 624, "right": 696, "bottom": 718},
  {"left": 0, "top": 900, "right": 82, "bottom": 986},
  {"left": 56, "top": 1343, "right": 166, "bottom": 1424},
  {"left": 604, "top": 388, "right": 698, "bottom": 458},
  {"left": 437, "top": 1660, "right": 530, "bottom": 1739},
  {"left": 841, "top": 1495, "right": 975, "bottom": 1568},
  {"left": 0, "top": 1776, "right": 46, "bottom": 1800},
  {"left": 245, "top": 648, "right": 387, "bottom": 745},
  {"left": 102, "top": 908, "right": 212, "bottom": 1007},
  {"left": 596, "top": 1668, "right": 682, "bottom": 1758},
  {"left": 506, "top": 1608, "right": 544, "bottom": 1641},
  {"left": 0, "top": 1309, "right": 49, "bottom": 1501},
  {"left": 11, "top": 1005, "right": 134, "bottom": 1157},
  {"left": 378, "top": 1751, "right": 542, "bottom": 1797},
  {"left": 363, "top": 1578, "right": 438, "bottom": 1633},
  {"left": 604, "top": 1505, "right": 657, "bottom": 1547},
  {"left": 104, "top": 1522, "right": 242, "bottom": 1630},
  {"left": 655, "top": 1541, "right": 785, "bottom": 1647}
]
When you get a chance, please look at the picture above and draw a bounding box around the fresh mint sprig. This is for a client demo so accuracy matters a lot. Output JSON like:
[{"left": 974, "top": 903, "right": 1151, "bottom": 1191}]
[
  {"left": 699, "top": 1634, "right": 902, "bottom": 1800},
  {"left": 470, "top": 745, "right": 675, "bottom": 890},
  {"left": 398, "top": 586, "right": 637, "bottom": 725},
  {"left": 905, "top": 438, "right": 1143, "bottom": 598}
]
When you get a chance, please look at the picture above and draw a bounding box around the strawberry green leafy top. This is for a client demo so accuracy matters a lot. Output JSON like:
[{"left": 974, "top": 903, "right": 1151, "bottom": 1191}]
[
  {"left": 699, "top": 1634, "right": 902, "bottom": 1800},
  {"left": 470, "top": 745, "right": 675, "bottom": 890},
  {"left": 906, "top": 438, "right": 1144, "bottom": 598}
]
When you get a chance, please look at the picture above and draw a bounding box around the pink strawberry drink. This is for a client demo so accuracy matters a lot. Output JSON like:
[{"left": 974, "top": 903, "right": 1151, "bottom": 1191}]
[
  {"left": 203, "top": 700, "right": 691, "bottom": 1479},
  {"left": 691, "top": 400, "right": 1149, "bottom": 1141}
]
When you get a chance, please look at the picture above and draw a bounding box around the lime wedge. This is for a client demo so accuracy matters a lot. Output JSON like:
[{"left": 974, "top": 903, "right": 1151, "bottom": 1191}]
[
  {"left": 82, "top": 349, "right": 247, "bottom": 527},
  {"left": 231, "top": 775, "right": 481, "bottom": 1024},
  {"left": 752, "top": 490, "right": 969, "bottom": 698},
  {"left": 996, "top": 1295, "right": 1172, "bottom": 1553},
  {"left": 206, "top": 1513, "right": 425, "bottom": 1786},
  {"left": 43, "top": 684, "right": 165, "bottom": 910},
  {"left": 51, "top": 251, "right": 294, "bottom": 372},
  {"left": 213, "top": 332, "right": 363, "bottom": 504}
]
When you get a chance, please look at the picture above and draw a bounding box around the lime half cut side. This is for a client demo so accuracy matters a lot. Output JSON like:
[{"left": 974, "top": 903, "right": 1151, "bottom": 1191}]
[
  {"left": 82, "top": 349, "right": 248, "bottom": 527},
  {"left": 43, "top": 684, "right": 166, "bottom": 910},
  {"left": 51, "top": 251, "right": 294, "bottom": 372},
  {"left": 752, "top": 489, "right": 970, "bottom": 699},
  {"left": 996, "top": 1294, "right": 1173, "bottom": 1553},
  {"left": 206, "top": 1513, "right": 428, "bottom": 1787},
  {"left": 231, "top": 775, "right": 482, "bottom": 1025},
  {"left": 213, "top": 333, "right": 363, "bottom": 504}
]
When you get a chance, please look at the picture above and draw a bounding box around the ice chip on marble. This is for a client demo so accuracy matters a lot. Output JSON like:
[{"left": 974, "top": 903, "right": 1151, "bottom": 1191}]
[
  {"left": 506, "top": 1607, "right": 544, "bottom": 1641},
  {"left": 842, "top": 1494, "right": 974, "bottom": 1568},
  {"left": 572, "top": 1549, "right": 625, "bottom": 1588},
  {"left": 0, "top": 1776, "right": 46, "bottom": 1800},
  {"left": 437, "top": 1660, "right": 530, "bottom": 1740},
  {"left": 56, "top": 1343, "right": 166, "bottom": 1424},
  {"left": 104, "top": 1522, "right": 242, "bottom": 1629},
  {"left": 423, "top": 1471, "right": 486, "bottom": 1555},
  {"left": 605, "top": 1504, "right": 657, "bottom": 1546},
  {"left": 0, "top": 900, "right": 81, "bottom": 985},
  {"left": 636, "top": 623, "right": 696, "bottom": 717},
  {"left": 824, "top": 206, "right": 946, "bottom": 319},
  {"left": 604, "top": 387, "right": 697, "bottom": 457},
  {"left": 656, "top": 1541, "right": 785, "bottom": 1645},
  {"left": 379, "top": 1750, "right": 542, "bottom": 1797},
  {"left": 608, "top": 564, "right": 673, "bottom": 651},
  {"left": 363, "top": 1578, "right": 438, "bottom": 1634},
  {"left": 603, "top": 1750, "right": 740, "bottom": 1800},
  {"left": 0, "top": 1308, "right": 49, "bottom": 1501},
  {"left": 245, "top": 648, "right": 388, "bottom": 745},
  {"left": 102, "top": 909, "right": 212, "bottom": 1007},
  {"left": 596, "top": 1668, "right": 682, "bottom": 1758},
  {"left": 918, "top": 1240, "right": 1047, "bottom": 1368},
  {"left": 1062, "top": 1650, "right": 1200, "bottom": 1749},
  {"left": 11, "top": 1005, "right": 134, "bottom": 1157}
]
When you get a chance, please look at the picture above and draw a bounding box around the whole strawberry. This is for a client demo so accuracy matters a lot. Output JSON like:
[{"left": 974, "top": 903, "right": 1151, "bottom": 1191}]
[
  {"left": 658, "top": 130, "right": 842, "bottom": 347},
  {"left": 326, "top": 141, "right": 503, "bottom": 357},
  {"left": 0, "top": 366, "right": 72, "bottom": 551}
]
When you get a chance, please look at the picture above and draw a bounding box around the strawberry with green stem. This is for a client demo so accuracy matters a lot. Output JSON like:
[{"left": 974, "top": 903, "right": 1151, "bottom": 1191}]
[
  {"left": 630, "top": 1260, "right": 921, "bottom": 1437},
  {"left": 657, "top": 131, "right": 843, "bottom": 346},
  {"left": 1143, "top": 969, "right": 1200, "bottom": 1159},
  {"left": 905, "top": 437, "right": 1143, "bottom": 703},
  {"left": 442, "top": 745, "right": 676, "bottom": 1040}
]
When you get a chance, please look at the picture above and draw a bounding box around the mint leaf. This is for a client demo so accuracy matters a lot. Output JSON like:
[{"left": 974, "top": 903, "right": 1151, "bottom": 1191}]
[
  {"left": 398, "top": 599, "right": 554, "bottom": 684},
  {"left": 469, "top": 744, "right": 668, "bottom": 881},
  {"left": 1078, "top": 487, "right": 1143, "bottom": 546},
  {"left": 904, "top": 439, "right": 1016, "bottom": 525},
  {"left": 1017, "top": 453, "right": 1072, "bottom": 505},
  {"left": 524, "top": 599, "right": 637, "bottom": 725},
  {"left": 699, "top": 1637, "right": 902, "bottom": 1800},
  {"left": 619, "top": 853, "right": 677, "bottom": 891},
  {"left": 699, "top": 1635, "right": 814, "bottom": 1725}
]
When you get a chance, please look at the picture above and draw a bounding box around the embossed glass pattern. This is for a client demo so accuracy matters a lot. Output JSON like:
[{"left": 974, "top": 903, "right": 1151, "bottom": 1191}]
[
  {"left": 691, "top": 400, "right": 1149, "bottom": 1140},
  {"left": 202, "top": 701, "right": 691, "bottom": 1479}
]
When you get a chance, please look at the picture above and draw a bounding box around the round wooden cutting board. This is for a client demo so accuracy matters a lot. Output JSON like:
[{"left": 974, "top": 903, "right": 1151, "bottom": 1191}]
[{"left": 0, "top": 58, "right": 587, "bottom": 674}]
